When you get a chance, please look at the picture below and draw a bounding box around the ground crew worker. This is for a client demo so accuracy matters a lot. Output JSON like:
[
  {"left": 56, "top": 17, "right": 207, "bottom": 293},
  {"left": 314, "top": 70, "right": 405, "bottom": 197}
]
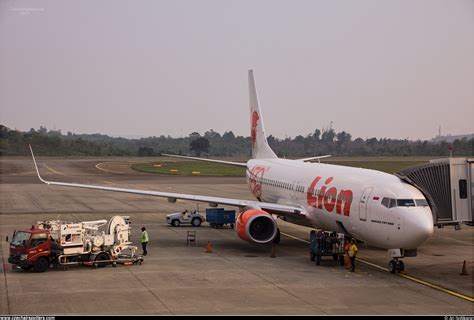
[
  {"left": 140, "top": 227, "right": 149, "bottom": 256},
  {"left": 343, "top": 238, "right": 352, "bottom": 270},
  {"left": 348, "top": 238, "right": 358, "bottom": 272}
]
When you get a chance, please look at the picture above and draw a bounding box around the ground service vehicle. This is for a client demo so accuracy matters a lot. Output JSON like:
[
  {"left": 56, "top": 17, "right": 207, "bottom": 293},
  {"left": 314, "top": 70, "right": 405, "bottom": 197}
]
[
  {"left": 309, "top": 230, "right": 346, "bottom": 266},
  {"left": 206, "top": 208, "right": 236, "bottom": 228},
  {"left": 7, "top": 216, "right": 143, "bottom": 272},
  {"left": 166, "top": 210, "right": 205, "bottom": 227}
]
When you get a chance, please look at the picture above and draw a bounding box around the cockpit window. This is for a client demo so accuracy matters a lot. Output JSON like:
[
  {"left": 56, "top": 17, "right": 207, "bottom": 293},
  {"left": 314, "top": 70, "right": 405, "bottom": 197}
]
[
  {"left": 415, "top": 199, "right": 429, "bottom": 207},
  {"left": 381, "top": 197, "right": 396, "bottom": 208},
  {"left": 382, "top": 198, "right": 427, "bottom": 208},
  {"left": 396, "top": 199, "right": 416, "bottom": 207}
]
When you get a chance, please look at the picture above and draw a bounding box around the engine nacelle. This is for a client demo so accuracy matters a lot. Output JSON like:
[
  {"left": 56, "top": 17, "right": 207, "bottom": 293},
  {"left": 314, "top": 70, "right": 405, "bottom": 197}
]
[{"left": 235, "top": 209, "right": 278, "bottom": 244}]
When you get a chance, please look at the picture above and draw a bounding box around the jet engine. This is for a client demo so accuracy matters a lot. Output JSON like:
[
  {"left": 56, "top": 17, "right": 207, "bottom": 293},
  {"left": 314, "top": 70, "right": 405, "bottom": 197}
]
[{"left": 235, "top": 209, "right": 278, "bottom": 244}]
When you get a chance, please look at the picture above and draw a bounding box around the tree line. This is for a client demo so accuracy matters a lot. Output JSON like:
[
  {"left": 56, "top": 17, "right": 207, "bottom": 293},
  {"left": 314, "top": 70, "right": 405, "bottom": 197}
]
[{"left": 1, "top": 125, "right": 472, "bottom": 157}]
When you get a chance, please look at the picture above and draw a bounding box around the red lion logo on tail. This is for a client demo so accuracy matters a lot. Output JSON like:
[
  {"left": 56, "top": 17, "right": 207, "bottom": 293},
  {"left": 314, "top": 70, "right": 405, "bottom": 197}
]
[{"left": 251, "top": 111, "right": 259, "bottom": 145}]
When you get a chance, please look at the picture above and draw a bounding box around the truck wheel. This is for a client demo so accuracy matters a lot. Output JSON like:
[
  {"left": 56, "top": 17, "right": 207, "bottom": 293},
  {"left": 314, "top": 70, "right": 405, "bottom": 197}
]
[
  {"left": 33, "top": 257, "right": 49, "bottom": 273},
  {"left": 95, "top": 252, "right": 110, "bottom": 268},
  {"left": 191, "top": 218, "right": 202, "bottom": 227},
  {"left": 172, "top": 220, "right": 180, "bottom": 227},
  {"left": 21, "top": 265, "right": 33, "bottom": 271}
]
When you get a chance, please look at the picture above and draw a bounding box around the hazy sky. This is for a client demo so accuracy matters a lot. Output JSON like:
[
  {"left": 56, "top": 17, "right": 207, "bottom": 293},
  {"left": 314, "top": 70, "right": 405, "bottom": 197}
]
[{"left": 1, "top": 0, "right": 473, "bottom": 140}]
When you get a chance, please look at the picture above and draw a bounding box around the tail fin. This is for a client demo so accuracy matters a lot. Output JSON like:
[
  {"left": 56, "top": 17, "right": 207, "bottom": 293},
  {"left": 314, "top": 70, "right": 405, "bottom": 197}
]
[{"left": 249, "top": 70, "right": 278, "bottom": 159}]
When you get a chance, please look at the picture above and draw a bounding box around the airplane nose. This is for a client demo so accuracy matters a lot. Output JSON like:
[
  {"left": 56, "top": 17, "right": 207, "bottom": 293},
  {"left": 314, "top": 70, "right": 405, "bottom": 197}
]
[{"left": 407, "top": 209, "right": 434, "bottom": 247}]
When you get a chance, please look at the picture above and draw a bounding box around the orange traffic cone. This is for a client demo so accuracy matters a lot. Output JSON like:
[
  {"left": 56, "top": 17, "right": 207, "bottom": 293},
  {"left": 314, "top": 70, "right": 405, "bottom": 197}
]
[
  {"left": 270, "top": 245, "right": 276, "bottom": 258},
  {"left": 460, "top": 260, "right": 468, "bottom": 276},
  {"left": 206, "top": 241, "right": 213, "bottom": 253}
]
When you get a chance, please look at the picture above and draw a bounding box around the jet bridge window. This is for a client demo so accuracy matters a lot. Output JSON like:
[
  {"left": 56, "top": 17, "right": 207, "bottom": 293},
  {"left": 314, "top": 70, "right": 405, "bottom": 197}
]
[{"left": 459, "top": 179, "right": 467, "bottom": 199}]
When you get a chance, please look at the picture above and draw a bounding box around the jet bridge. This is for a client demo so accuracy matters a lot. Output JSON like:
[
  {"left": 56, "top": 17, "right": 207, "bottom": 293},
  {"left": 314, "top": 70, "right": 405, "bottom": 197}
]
[{"left": 396, "top": 158, "right": 473, "bottom": 227}]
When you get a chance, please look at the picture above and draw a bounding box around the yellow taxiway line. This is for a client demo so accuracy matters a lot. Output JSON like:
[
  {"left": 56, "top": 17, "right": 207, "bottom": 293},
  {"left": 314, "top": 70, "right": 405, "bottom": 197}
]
[
  {"left": 280, "top": 232, "right": 474, "bottom": 303},
  {"left": 95, "top": 162, "right": 128, "bottom": 174},
  {"left": 43, "top": 164, "right": 67, "bottom": 176}
]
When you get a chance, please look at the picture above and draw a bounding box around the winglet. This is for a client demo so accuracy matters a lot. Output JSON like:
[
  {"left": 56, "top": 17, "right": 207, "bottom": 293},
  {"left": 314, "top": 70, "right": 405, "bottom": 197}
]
[{"left": 29, "top": 145, "right": 48, "bottom": 184}]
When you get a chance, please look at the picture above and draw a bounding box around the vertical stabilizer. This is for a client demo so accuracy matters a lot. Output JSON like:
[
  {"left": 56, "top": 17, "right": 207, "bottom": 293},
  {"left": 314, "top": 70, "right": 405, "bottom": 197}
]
[{"left": 249, "top": 70, "right": 278, "bottom": 159}]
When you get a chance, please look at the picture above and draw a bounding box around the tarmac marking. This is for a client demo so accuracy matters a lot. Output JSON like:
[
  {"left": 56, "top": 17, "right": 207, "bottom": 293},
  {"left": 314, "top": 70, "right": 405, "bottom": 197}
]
[
  {"left": 43, "top": 164, "right": 67, "bottom": 176},
  {"left": 280, "top": 232, "right": 474, "bottom": 303},
  {"left": 95, "top": 162, "right": 128, "bottom": 174},
  {"left": 8, "top": 171, "right": 35, "bottom": 176},
  {"left": 1, "top": 246, "right": 11, "bottom": 314}
]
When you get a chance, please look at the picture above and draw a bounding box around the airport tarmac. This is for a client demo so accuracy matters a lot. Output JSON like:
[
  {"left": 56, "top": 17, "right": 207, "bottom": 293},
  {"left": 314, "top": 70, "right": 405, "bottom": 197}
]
[{"left": 1, "top": 157, "right": 473, "bottom": 315}]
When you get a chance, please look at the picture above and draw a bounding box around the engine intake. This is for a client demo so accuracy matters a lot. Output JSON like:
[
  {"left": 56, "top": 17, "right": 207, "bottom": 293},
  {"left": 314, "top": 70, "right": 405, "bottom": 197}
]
[{"left": 236, "top": 209, "right": 277, "bottom": 244}]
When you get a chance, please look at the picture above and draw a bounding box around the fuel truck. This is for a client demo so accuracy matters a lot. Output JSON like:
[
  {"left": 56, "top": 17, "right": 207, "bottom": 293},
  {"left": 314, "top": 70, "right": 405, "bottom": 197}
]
[{"left": 7, "top": 216, "right": 143, "bottom": 272}]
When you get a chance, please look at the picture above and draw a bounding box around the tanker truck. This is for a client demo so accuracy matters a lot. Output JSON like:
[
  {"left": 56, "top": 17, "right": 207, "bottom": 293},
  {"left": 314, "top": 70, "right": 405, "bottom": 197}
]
[{"left": 7, "top": 216, "right": 143, "bottom": 272}]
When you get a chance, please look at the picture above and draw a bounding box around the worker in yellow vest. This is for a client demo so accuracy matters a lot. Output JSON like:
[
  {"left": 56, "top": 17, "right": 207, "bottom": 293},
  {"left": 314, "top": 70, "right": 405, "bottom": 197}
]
[
  {"left": 140, "top": 227, "right": 149, "bottom": 256},
  {"left": 348, "top": 238, "right": 358, "bottom": 272}
]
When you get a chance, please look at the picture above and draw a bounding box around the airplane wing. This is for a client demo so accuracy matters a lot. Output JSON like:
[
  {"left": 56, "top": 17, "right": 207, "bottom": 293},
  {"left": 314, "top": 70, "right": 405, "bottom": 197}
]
[
  {"left": 161, "top": 153, "right": 247, "bottom": 167},
  {"left": 30, "top": 146, "right": 307, "bottom": 220},
  {"left": 297, "top": 155, "right": 331, "bottom": 162}
]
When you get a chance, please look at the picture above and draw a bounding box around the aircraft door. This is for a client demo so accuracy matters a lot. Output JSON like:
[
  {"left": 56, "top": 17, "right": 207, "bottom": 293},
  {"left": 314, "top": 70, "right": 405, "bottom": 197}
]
[{"left": 359, "top": 188, "right": 373, "bottom": 221}]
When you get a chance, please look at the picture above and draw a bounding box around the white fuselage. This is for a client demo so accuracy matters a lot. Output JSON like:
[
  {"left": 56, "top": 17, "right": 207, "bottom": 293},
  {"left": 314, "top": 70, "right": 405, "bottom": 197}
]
[{"left": 246, "top": 158, "right": 434, "bottom": 250}]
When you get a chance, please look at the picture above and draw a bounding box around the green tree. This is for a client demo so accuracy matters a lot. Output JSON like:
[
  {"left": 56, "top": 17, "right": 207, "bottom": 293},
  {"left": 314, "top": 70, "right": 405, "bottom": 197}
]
[{"left": 190, "top": 137, "right": 210, "bottom": 156}]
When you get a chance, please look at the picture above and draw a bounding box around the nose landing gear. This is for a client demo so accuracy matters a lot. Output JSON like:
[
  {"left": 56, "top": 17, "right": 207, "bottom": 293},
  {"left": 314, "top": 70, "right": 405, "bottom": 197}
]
[
  {"left": 387, "top": 248, "right": 411, "bottom": 274},
  {"left": 388, "top": 258, "right": 404, "bottom": 274}
]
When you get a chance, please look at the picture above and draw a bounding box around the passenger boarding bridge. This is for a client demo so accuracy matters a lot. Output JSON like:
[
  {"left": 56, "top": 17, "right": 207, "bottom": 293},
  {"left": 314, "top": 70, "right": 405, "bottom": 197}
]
[{"left": 396, "top": 158, "right": 473, "bottom": 228}]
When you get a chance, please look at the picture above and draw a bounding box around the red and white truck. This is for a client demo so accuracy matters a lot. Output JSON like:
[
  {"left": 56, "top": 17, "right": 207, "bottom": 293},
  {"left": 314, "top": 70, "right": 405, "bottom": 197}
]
[{"left": 7, "top": 216, "right": 143, "bottom": 272}]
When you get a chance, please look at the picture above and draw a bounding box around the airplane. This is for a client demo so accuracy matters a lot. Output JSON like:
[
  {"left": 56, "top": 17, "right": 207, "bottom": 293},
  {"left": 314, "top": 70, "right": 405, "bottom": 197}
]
[{"left": 29, "top": 70, "right": 434, "bottom": 274}]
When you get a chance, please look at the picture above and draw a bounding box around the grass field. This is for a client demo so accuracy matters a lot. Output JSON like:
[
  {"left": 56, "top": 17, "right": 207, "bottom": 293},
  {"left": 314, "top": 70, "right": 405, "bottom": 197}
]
[
  {"left": 131, "top": 161, "right": 246, "bottom": 176},
  {"left": 131, "top": 157, "right": 431, "bottom": 176}
]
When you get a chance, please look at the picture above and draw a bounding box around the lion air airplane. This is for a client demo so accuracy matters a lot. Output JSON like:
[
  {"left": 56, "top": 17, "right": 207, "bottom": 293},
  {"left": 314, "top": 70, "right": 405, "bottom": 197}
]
[{"left": 30, "top": 70, "right": 434, "bottom": 273}]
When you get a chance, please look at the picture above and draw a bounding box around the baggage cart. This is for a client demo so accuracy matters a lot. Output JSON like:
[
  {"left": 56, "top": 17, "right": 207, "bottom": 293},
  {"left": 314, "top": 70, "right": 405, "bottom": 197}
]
[
  {"left": 309, "top": 230, "right": 346, "bottom": 266},
  {"left": 206, "top": 208, "right": 235, "bottom": 229}
]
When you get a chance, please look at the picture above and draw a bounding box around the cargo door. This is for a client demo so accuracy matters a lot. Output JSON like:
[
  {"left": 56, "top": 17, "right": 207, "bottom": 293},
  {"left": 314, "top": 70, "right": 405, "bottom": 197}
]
[{"left": 359, "top": 188, "right": 373, "bottom": 221}]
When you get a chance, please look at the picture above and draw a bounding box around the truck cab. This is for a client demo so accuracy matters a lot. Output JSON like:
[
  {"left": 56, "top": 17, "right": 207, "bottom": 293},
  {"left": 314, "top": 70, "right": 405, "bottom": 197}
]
[{"left": 8, "top": 227, "right": 59, "bottom": 272}]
